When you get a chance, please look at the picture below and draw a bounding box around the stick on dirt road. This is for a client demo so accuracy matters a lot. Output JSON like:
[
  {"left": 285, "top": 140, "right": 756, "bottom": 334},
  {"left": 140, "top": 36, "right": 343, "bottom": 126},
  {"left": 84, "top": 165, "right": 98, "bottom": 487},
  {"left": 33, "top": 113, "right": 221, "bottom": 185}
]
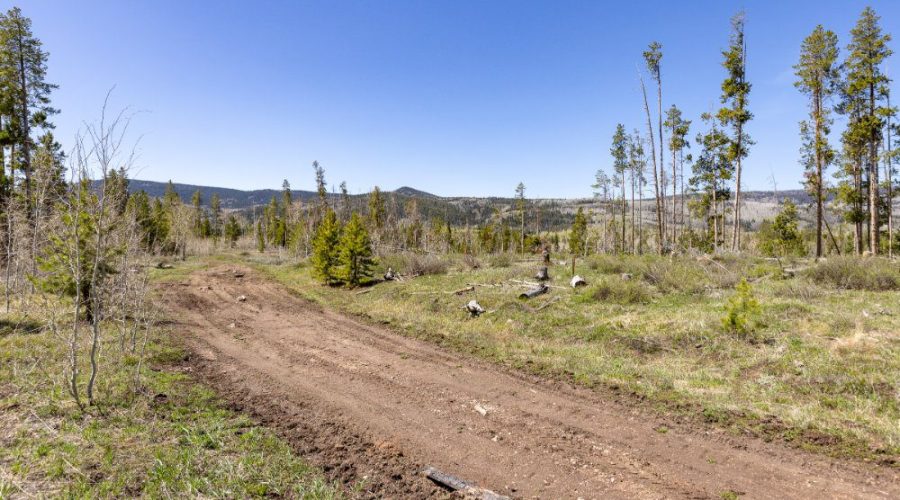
[{"left": 159, "top": 266, "right": 898, "bottom": 499}]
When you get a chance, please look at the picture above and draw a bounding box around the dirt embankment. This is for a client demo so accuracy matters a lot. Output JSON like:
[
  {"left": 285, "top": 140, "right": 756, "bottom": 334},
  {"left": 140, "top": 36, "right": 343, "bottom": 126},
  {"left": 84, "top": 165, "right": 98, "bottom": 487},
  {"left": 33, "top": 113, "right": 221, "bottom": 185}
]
[{"left": 157, "top": 266, "right": 898, "bottom": 499}]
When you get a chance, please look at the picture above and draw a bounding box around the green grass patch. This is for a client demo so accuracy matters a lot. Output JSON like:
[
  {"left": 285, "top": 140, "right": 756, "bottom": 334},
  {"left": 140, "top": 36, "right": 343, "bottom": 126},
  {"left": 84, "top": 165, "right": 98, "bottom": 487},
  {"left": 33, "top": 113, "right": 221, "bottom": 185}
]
[{"left": 0, "top": 307, "right": 340, "bottom": 498}]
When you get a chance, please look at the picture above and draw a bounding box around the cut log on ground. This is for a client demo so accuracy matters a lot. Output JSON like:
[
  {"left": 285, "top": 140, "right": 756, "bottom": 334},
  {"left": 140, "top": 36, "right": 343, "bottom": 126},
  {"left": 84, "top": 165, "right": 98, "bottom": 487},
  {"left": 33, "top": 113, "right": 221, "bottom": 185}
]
[
  {"left": 570, "top": 275, "right": 587, "bottom": 288},
  {"left": 534, "top": 266, "right": 550, "bottom": 281},
  {"left": 423, "top": 466, "right": 510, "bottom": 500},
  {"left": 519, "top": 284, "right": 549, "bottom": 299}
]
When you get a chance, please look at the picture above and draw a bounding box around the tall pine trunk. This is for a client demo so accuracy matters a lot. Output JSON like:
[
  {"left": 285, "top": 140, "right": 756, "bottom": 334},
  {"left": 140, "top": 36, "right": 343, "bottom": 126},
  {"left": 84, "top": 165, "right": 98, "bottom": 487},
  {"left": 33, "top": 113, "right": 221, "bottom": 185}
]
[
  {"left": 869, "top": 82, "right": 880, "bottom": 254},
  {"left": 887, "top": 92, "right": 894, "bottom": 258},
  {"left": 657, "top": 72, "right": 666, "bottom": 245},
  {"left": 630, "top": 169, "right": 636, "bottom": 253},
  {"left": 815, "top": 90, "right": 824, "bottom": 259},
  {"left": 640, "top": 75, "right": 664, "bottom": 253},
  {"left": 671, "top": 136, "right": 677, "bottom": 246},
  {"left": 621, "top": 174, "right": 626, "bottom": 254}
]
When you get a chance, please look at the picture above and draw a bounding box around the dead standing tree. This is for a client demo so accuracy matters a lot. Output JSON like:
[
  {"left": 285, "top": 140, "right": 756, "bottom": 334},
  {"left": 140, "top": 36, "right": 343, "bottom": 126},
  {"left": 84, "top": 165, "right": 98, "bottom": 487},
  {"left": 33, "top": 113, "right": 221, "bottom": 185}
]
[{"left": 39, "top": 94, "right": 142, "bottom": 407}]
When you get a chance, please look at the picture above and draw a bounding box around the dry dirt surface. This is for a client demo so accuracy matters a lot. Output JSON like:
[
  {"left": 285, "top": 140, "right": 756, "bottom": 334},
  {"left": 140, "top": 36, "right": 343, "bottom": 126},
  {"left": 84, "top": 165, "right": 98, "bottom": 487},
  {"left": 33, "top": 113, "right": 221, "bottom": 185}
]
[{"left": 157, "top": 266, "right": 899, "bottom": 499}]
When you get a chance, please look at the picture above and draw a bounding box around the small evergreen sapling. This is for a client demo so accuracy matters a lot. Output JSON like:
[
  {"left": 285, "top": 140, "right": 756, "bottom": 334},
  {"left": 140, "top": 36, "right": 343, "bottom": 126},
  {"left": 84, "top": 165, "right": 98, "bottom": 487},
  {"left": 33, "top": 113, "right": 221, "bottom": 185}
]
[
  {"left": 311, "top": 209, "right": 342, "bottom": 284},
  {"left": 256, "top": 220, "right": 265, "bottom": 252},
  {"left": 722, "top": 278, "right": 761, "bottom": 337},
  {"left": 223, "top": 215, "right": 241, "bottom": 247},
  {"left": 338, "top": 212, "right": 375, "bottom": 287}
]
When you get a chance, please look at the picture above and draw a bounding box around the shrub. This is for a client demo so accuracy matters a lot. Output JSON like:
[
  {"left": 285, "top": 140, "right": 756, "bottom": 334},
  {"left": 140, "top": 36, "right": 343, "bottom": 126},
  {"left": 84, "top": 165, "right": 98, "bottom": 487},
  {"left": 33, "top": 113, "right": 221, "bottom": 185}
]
[
  {"left": 772, "top": 280, "right": 825, "bottom": 301},
  {"left": 803, "top": 257, "right": 900, "bottom": 291},
  {"left": 721, "top": 278, "right": 761, "bottom": 337},
  {"left": 380, "top": 252, "right": 450, "bottom": 276},
  {"left": 579, "top": 278, "right": 652, "bottom": 305},
  {"left": 638, "top": 258, "right": 708, "bottom": 293},
  {"left": 587, "top": 254, "right": 628, "bottom": 274},
  {"left": 488, "top": 253, "right": 513, "bottom": 268},
  {"left": 757, "top": 199, "right": 808, "bottom": 258}
]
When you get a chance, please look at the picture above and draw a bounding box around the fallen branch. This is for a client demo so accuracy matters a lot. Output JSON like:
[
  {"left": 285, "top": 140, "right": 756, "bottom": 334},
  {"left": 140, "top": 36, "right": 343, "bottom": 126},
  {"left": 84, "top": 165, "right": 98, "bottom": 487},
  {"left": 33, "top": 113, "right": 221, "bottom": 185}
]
[
  {"left": 519, "top": 283, "right": 549, "bottom": 299},
  {"left": 423, "top": 466, "right": 509, "bottom": 500},
  {"left": 534, "top": 296, "right": 561, "bottom": 311},
  {"left": 449, "top": 285, "right": 475, "bottom": 295},
  {"left": 510, "top": 279, "right": 566, "bottom": 290}
]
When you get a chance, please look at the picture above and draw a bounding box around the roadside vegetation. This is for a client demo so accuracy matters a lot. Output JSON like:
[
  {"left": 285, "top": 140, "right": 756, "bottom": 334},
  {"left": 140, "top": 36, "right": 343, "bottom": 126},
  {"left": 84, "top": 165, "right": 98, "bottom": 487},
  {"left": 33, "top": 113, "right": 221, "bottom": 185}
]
[{"left": 0, "top": 304, "right": 339, "bottom": 498}]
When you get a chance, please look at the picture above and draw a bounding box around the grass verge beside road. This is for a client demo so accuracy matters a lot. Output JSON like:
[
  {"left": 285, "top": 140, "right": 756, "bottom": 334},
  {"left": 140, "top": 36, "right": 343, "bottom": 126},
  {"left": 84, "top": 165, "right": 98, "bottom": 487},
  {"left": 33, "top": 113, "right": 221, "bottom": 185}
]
[{"left": 0, "top": 295, "right": 340, "bottom": 498}]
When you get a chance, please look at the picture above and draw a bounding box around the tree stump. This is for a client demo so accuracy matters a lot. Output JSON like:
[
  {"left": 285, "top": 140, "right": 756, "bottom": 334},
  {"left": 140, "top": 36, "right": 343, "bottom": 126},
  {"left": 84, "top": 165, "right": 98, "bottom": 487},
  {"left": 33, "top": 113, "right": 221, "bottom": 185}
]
[{"left": 534, "top": 266, "right": 550, "bottom": 281}]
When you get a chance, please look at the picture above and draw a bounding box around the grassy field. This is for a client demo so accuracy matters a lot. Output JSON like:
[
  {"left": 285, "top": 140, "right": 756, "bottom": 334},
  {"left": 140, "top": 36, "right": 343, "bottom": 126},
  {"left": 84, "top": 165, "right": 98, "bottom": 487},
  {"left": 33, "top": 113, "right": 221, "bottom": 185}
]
[
  {"left": 0, "top": 295, "right": 340, "bottom": 498},
  {"left": 237, "top": 251, "right": 899, "bottom": 465}
]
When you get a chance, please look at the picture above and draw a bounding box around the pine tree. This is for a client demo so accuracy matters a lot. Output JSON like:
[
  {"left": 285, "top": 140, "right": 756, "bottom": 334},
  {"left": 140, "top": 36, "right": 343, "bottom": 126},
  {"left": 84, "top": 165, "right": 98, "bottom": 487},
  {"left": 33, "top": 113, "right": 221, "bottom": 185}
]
[
  {"left": 223, "top": 214, "right": 241, "bottom": 247},
  {"left": 191, "top": 189, "right": 203, "bottom": 237},
  {"left": 0, "top": 7, "right": 58, "bottom": 223},
  {"left": 313, "top": 160, "right": 327, "bottom": 207},
  {"left": 569, "top": 207, "right": 587, "bottom": 274},
  {"left": 795, "top": 25, "right": 840, "bottom": 258},
  {"left": 630, "top": 130, "right": 648, "bottom": 254},
  {"left": 642, "top": 42, "right": 665, "bottom": 251},
  {"left": 281, "top": 179, "right": 292, "bottom": 214},
  {"left": 611, "top": 124, "right": 628, "bottom": 253},
  {"left": 718, "top": 11, "right": 753, "bottom": 251},
  {"left": 338, "top": 212, "right": 375, "bottom": 287},
  {"left": 664, "top": 105, "right": 690, "bottom": 245},
  {"left": 368, "top": 186, "right": 385, "bottom": 229},
  {"left": 311, "top": 208, "right": 341, "bottom": 284},
  {"left": 256, "top": 220, "right": 265, "bottom": 252},
  {"left": 210, "top": 192, "right": 221, "bottom": 243},
  {"left": 515, "top": 182, "right": 526, "bottom": 255},
  {"left": 843, "top": 7, "right": 892, "bottom": 254},
  {"left": 692, "top": 113, "right": 732, "bottom": 251},
  {"left": 339, "top": 181, "right": 351, "bottom": 221}
]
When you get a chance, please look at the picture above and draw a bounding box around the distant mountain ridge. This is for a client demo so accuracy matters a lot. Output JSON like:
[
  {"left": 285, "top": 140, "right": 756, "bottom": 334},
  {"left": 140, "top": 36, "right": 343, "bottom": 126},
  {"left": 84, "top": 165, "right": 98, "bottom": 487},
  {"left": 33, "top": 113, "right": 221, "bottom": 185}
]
[
  {"left": 125, "top": 179, "right": 445, "bottom": 209},
  {"left": 121, "top": 179, "right": 817, "bottom": 230},
  {"left": 125, "top": 178, "right": 807, "bottom": 208}
]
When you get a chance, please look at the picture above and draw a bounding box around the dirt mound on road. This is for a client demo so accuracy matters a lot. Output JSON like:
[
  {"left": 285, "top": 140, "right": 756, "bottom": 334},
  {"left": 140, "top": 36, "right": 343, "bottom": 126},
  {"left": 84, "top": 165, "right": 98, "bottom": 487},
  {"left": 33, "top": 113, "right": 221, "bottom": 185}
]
[{"left": 158, "top": 266, "right": 898, "bottom": 499}]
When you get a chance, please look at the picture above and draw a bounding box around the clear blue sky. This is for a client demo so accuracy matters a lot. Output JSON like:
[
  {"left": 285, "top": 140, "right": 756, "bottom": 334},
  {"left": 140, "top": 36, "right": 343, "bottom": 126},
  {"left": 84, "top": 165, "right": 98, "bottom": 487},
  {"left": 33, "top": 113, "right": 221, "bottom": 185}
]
[{"left": 9, "top": 0, "right": 900, "bottom": 198}]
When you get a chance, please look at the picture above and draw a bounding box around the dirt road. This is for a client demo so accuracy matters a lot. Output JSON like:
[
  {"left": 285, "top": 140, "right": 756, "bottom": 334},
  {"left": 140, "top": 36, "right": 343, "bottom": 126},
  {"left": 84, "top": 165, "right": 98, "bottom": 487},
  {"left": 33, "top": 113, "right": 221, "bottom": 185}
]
[{"left": 158, "top": 266, "right": 898, "bottom": 499}]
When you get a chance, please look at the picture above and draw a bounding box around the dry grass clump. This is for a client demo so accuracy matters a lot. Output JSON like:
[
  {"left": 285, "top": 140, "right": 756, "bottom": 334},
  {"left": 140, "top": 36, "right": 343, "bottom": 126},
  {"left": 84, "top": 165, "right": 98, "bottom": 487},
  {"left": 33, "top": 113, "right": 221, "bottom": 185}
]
[
  {"left": 587, "top": 254, "right": 629, "bottom": 274},
  {"left": 579, "top": 278, "right": 652, "bottom": 305},
  {"left": 488, "top": 253, "right": 513, "bottom": 268},
  {"left": 772, "top": 279, "right": 826, "bottom": 301},
  {"left": 461, "top": 253, "right": 481, "bottom": 270},
  {"left": 637, "top": 258, "right": 709, "bottom": 293},
  {"left": 379, "top": 252, "right": 450, "bottom": 276},
  {"left": 804, "top": 257, "right": 900, "bottom": 291}
]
